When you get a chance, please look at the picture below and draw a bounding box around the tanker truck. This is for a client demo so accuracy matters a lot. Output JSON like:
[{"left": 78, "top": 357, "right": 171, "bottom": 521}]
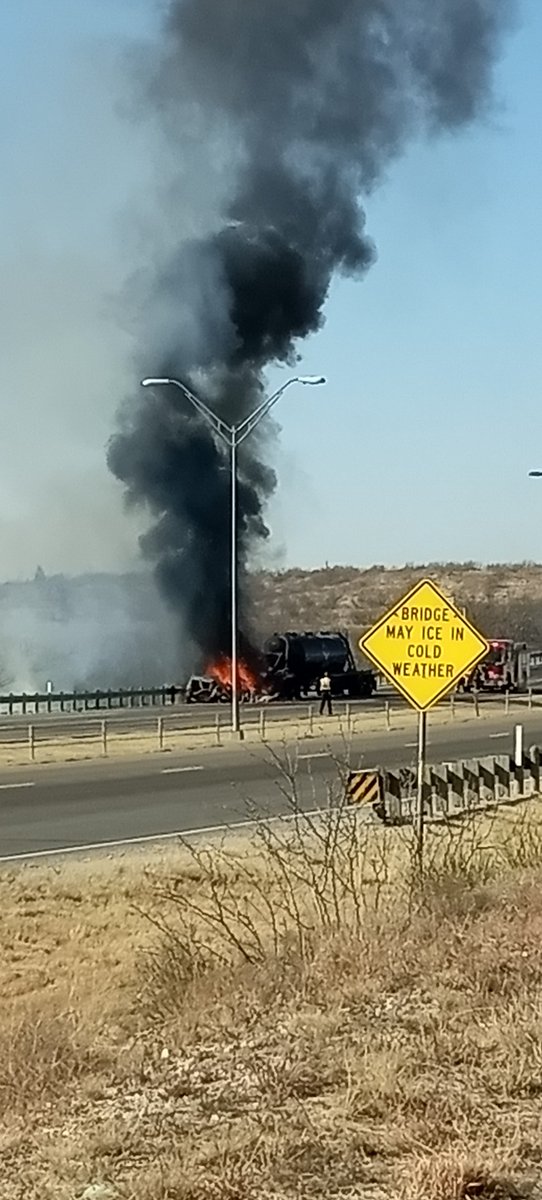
[
  {"left": 185, "top": 630, "right": 376, "bottom": 703},
  {"left": 263, "top": 631, "right": 376, "bottom": 701}
]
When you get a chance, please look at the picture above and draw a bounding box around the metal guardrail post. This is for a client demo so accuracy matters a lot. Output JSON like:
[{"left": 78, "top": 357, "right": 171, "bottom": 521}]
[
  {"left": 529, "top": 688, "right": 533, "bottom": 710},
  {"left": 473, "top": 690, "right": 480, "bottom": 718},
  {"left": 28, "top": 725, "right": 35, "bottom": 762},
  {"left": 308, "top": 705, "right": 314, "bottom": 735},
  {"left": 101, "top": 719, "right": 108, "bottom": 756},
  {"left": 514, "top": 724, "right": 524, "bottom": 768},
  {"left": 215, "top": 712, "right": 222, "bottom": 746},
  {"left": 158, "top": 716, "right": 164, "bottom": 751},
  {"left": 505, "top": 690, "right": 510, "bottom": 715},
  {"left": 530, "top": 745, "right": 541, "bottom": 792}
]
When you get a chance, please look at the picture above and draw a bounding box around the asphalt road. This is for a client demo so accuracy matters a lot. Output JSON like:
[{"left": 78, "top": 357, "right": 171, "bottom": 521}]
[{"left": 0, "top": 708, "right": 540, "bottom": 862}]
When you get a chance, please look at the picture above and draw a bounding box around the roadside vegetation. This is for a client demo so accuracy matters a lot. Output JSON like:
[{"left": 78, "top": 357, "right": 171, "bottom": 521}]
[{"left": 2, "top": 775, "right": 542, "bottom": 1198}]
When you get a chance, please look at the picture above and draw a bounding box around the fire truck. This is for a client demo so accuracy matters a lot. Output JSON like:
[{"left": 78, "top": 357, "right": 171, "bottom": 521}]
[{"left": 462, "top": 640, "right": 530, "bottom": 693}]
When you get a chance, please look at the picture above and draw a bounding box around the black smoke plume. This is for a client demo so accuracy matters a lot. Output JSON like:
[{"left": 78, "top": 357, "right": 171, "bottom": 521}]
[{"left": 108, "top": 0, "right": 514, "bottom": 673}]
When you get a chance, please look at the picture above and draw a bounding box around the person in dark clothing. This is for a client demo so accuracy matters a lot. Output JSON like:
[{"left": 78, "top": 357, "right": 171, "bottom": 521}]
[{"left": 319, "top": 671, "right": 333, "bottom": 716}]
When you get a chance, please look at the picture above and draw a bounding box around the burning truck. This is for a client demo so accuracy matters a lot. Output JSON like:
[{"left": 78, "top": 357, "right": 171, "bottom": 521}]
[
  {"left": 263, "top": 631, "right": 376, "bottom": 700},
  {"left": 185, "top": 631, "right": 376, "bottom": 703}
]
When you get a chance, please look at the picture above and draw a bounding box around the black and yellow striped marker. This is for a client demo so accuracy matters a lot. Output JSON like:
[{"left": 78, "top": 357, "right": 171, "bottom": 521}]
[{"left": 346, "top": 769, "right": 382, "bottom": 806}]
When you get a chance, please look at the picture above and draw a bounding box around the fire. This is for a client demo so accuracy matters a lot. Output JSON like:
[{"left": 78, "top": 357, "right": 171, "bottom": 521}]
[{"left": 207, "top": 657, "right": 260, "bottom": 693}]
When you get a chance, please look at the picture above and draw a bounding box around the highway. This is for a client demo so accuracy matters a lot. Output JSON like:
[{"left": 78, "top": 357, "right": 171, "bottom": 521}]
[
  {"left": 0, "top": 707, "right": 540, "bottom": 862},
  {"left": 0, "top": 694, "right": 393, "bottom": 741},
  {"left": 0, "top": 691, "right": 536, "bottom": 748}
]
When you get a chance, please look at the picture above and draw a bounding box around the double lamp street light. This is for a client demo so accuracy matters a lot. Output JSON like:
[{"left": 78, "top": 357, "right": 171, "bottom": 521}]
[{"left": 141, "top": 374, "right": 326, "bottom": 735}]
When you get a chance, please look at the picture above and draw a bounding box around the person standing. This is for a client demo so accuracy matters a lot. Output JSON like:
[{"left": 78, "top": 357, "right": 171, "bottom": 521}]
[{"left": 319, "top": 670, "right": 333, "bottom": 716}]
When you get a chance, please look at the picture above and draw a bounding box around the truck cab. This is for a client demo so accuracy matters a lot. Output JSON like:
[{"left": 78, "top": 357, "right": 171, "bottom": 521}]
[{"left": 468, "top": 639, "right": 529, "bottom": 693}]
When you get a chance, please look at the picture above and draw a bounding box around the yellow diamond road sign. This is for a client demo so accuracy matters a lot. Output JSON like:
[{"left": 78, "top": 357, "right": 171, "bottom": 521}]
[{"left": 359, "top": 579, "right": 489, "bottom": 712}]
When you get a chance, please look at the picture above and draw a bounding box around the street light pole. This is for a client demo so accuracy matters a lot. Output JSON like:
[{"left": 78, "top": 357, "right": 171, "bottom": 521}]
[
  {"left": 141, "top": 373, "right": 326, "bottom": 735},
  {"left": 230, "top": 429, "right": 239, "bottom": 734}
]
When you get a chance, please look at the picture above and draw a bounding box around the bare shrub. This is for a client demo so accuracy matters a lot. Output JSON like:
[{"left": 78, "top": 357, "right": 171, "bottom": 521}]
[
  {"left": 497, "top": 802, "right": 542, "bottom": 872},
  {"left": 140, "top": 761, "right": 542, "bottom": 1028},
  {"left": 407, "top": 808, "right": 502, "bottom": 920},
  {"left": 139, "top": 753, "right": 400, "bottom": 1019}
]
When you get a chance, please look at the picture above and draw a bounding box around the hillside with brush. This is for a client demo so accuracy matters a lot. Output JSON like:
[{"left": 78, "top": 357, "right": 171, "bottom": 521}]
[
  {"left": 1, "top": 563, "right": 542, "bottom": 689},
  {"left": 251, "top": 562, "right": 542, "bottom": 648}
]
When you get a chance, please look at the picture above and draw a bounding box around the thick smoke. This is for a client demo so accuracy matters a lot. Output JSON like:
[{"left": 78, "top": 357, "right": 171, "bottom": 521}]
[{"left": 108, "top": 0, "right": 513, "bottom": 672}]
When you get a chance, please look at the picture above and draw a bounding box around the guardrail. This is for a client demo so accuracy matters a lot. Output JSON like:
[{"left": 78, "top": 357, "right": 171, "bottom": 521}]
[
  {"left": 352, "top": 744, "right": 542, "bottom": 825},
  {"left": 0, "top": 686, "right": 182, "bottom": 716},
  {"left": 0, "top": 697, "right": 472, "bottom": 764},
  {"left": 0, "top": 684, "right": 541, "bottom": 718},
  {"left": 0, "top": 709, "right": 318, "bottom": 763},
  {"left": 0, "top": 705, "right": 360, "bottom": 760},
  {"left": 0, "top": 693, "right": 539, "bottom": 766}
]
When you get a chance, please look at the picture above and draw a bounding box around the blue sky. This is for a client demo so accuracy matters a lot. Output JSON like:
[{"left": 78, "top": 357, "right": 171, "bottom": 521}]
[{"left": 0, "top": 0, "right": 540, "bottom": 576}]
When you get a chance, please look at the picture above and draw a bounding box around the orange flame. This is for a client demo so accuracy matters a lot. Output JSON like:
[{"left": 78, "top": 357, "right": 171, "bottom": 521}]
[{"left": 207, "top": 657, "right": 260, "bottom": 693}]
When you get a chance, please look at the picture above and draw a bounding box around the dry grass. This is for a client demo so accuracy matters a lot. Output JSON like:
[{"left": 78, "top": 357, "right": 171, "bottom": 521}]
[{"left": 3, "top": 801, "right": 542, "bottom": 1198}]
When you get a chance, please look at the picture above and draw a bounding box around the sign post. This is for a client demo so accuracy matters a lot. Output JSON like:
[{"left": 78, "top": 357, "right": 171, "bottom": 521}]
[
  {"left": 360, "top": 579, "right": 488, "bottom": 870},
  {"left": 415, "top": 710, "right": 427, "bottom": 870}
]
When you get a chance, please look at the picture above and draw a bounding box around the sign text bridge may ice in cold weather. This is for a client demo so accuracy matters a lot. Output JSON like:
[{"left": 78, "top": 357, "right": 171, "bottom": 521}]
[{"left": 359, "top": 578, "right": 489, "bottom": 712}]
